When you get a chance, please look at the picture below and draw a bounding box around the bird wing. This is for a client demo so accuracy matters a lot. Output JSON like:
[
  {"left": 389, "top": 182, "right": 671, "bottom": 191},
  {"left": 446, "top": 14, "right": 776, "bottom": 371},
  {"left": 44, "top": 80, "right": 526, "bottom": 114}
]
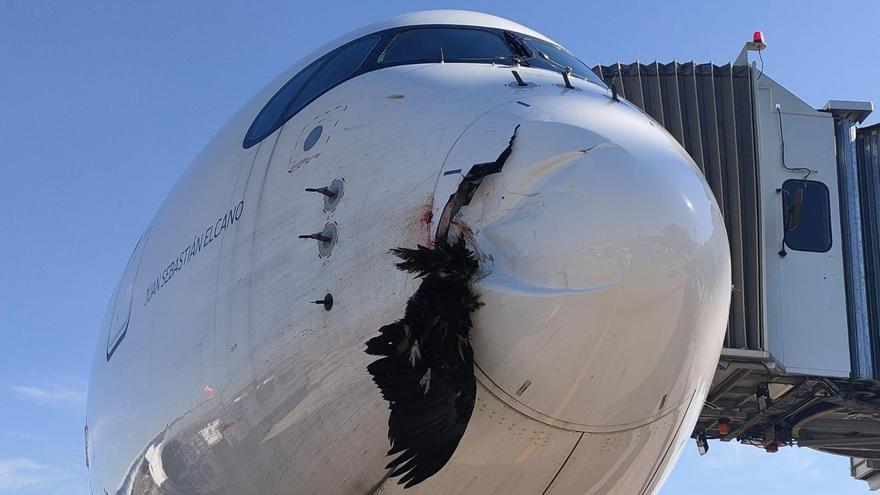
[
  {"left": 367, "top": 339, "right": 476, "bottom": 488},
  {"left": 366, "top": 131, "right": 514, "bottom": 487}
]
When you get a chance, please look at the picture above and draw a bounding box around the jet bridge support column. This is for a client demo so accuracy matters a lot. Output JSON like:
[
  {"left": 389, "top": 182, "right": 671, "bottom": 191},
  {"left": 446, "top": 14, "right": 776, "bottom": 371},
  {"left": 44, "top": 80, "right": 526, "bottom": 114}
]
[{"left": 826, "top": 101, "right": 875, "bottom": 379}]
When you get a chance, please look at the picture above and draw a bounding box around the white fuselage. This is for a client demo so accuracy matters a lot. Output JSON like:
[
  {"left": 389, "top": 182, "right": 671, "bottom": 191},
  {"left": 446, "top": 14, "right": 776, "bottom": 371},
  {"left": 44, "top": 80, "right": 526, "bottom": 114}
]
[{"left": 86, "top": 11, "right": 731, "bottom": 495}]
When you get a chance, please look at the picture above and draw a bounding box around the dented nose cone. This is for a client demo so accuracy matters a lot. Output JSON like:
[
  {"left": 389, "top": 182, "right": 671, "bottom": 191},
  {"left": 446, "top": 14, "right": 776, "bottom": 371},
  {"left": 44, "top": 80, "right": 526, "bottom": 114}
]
[{"left": 441, "top": 97, "right": 731, "bottom": 430}]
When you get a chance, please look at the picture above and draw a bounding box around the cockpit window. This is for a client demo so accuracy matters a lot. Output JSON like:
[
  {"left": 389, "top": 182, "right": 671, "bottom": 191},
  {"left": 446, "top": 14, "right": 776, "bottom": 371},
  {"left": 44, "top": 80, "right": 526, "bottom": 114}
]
[
  {"left": 284, "top": 35, "right": 380, "bottom": 119},
  {"left": 521, "top": 37, "right": 606, "bottom": 87},
  {"left": 244, "top": 36, "right": 379, "bottom": 148},
  {"left": 244, "top": 62, "right": 321, "bottom": 148},
  {"left": 243, "top": 26, "right": 605, "bottom": 149},
  {"left": 378, "top": 27, "right": 515, "bottom": 65}
]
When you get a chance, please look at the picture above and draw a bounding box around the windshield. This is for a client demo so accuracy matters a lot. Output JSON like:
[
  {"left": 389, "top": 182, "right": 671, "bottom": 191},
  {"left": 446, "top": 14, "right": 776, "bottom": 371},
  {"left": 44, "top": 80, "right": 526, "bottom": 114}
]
[
  {"left": 243, "top": 26, "right": 607, "bottom": 149},
  {"left": 521, "top": 36, "right": 606, "bottom": 87},
  {"left": 378, "top": 27, "right": 516, "bottom": 65}
]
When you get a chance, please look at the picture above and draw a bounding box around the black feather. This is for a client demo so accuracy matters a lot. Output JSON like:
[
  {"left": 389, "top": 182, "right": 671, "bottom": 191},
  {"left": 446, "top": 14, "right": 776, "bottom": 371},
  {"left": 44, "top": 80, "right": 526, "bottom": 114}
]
[
  {"left": 366, "top": 238, "right": 481, "bottom": 488},
  {"left": 366, "top": 126, "right": 518, "bottom": 488}
]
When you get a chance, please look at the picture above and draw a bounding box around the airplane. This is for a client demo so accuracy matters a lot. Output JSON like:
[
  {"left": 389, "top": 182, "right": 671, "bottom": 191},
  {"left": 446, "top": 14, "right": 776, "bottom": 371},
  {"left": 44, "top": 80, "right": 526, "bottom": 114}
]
[{"left": 86, "top": 10, "right": 732, "bottom": 495}]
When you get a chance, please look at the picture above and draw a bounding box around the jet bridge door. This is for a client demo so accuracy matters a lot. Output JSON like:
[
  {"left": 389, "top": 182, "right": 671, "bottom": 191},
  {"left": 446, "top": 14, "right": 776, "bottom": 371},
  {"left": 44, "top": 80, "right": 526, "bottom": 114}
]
[{"left": 753, "top": 75, "right": 849, "bottom": 377}]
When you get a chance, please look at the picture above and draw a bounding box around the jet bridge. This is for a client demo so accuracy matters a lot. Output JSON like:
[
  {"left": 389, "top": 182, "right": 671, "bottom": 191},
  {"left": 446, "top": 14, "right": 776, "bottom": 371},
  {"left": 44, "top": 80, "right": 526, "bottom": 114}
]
[{"left": 592, "top": 55, "right": 880, "bottom": 488}]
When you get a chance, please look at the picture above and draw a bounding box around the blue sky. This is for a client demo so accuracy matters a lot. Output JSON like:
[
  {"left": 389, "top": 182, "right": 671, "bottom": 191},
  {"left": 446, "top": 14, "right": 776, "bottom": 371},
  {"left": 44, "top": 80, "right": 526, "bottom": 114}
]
[{"left": 1, "top": 1, "right": 878, "bottom": 494}]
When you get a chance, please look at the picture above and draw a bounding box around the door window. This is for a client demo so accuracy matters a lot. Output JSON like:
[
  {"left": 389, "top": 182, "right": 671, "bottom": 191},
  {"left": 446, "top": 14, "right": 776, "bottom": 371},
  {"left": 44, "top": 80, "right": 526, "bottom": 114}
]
[{"left": 780, "top": 179, "right": 832, "bottom": 253}]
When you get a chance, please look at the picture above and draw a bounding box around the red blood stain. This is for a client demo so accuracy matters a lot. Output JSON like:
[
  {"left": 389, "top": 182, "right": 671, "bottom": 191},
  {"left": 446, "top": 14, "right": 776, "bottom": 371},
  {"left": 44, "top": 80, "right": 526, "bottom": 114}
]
[{"left": 202, "top": 385, "right": 216, "bottom": 400}]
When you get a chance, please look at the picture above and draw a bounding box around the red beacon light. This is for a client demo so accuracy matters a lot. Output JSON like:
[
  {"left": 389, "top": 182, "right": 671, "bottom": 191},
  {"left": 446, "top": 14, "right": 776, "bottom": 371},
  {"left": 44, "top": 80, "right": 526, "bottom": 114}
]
[
  {"left": 736, "top": 30, "right": 768, "bottom": 65},
  {"left": 749, "top": 30, "right": 767, "bottom": 51}
]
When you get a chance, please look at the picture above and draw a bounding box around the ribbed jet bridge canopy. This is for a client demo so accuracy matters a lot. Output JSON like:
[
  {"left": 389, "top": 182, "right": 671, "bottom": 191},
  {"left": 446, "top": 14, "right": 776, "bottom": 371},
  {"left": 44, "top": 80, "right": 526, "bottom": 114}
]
[{"left": 592, "top": 62, "right": 762, "bottom": 352}]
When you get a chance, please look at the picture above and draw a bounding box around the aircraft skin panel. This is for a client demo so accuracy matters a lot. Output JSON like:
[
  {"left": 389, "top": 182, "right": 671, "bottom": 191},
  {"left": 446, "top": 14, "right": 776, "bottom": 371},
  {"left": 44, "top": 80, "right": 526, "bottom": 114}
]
[
  {"left": 86, "top": 11, "right": 732, "bottom": 495},
  {"left": 437, "top": 103, "right": 729, "bottom": 433},
  {"left": 373, "top": 384, "right": 582, "bottom": 494},
  {"left": 543, "top": 395, "right": 693, "bottom": 495},
  {"left": 85, "top": 85, "right": 259, "bottom": 491},
  {"left": 225, "top": 64, "right": 540, "bottom": 493}
]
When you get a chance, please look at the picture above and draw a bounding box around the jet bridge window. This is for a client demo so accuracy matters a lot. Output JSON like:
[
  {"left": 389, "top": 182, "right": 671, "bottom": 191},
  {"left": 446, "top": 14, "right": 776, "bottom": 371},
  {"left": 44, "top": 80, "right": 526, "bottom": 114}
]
[
  {"left": 780, "top": 179, "right": 832, "bottom": 253},
  {"left": 377, "top": 27, "right": 515, "bottom": 65},
  {"left": 243, "top": 35, "right": 380, "bottom": 149}
]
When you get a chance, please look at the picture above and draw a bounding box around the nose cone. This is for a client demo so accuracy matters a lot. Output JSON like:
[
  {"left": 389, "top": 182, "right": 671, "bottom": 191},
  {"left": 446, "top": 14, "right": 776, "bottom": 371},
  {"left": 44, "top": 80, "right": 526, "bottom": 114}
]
[{"left": 443, "top": 100, "right": 731, "bottom": 429}]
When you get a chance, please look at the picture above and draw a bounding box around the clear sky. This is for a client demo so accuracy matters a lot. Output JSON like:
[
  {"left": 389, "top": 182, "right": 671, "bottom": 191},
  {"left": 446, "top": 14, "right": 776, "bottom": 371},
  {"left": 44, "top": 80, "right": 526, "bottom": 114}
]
[{"left": 1, "top": 1, "right": 878, "bottom": 494}]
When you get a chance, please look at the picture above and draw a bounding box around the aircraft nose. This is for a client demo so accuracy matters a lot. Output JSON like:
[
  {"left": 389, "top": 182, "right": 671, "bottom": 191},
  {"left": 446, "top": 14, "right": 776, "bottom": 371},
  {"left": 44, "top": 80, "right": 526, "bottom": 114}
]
[{"left": 447, "top": 115, "right": 731, "bottom": 429}]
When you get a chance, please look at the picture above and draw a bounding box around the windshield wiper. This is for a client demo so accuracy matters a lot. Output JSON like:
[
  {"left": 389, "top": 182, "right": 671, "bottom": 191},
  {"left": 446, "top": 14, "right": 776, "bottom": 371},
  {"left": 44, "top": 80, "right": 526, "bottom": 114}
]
[
  {"left": 503, "top": 31, "right": 531, "bottom": 63},
  {"left": 533, "top": 49, "right": 573, "bottom": 74}
]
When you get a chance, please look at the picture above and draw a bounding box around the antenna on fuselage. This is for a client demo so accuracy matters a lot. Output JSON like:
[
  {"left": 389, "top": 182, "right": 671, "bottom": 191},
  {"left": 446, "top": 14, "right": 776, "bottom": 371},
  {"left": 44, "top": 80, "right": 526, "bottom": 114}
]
[
  {"left": 561, "top": 67, "right": 574, "bottom": 89},
  {"left": 608, "top": 73, "right": 620, "bottom": 102}
]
